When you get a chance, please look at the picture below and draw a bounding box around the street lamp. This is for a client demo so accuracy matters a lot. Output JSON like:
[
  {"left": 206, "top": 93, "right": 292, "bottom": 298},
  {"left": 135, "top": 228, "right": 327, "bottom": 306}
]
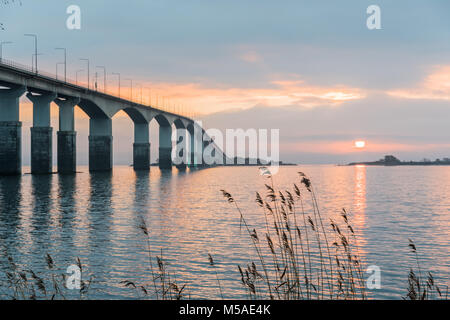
[
  {"left": 56, "top": 62, "right": 65, "bottom": 80},
  {"left": 32, "top": 53, "right": 43, "bottom": 72},
  {"left": 94, "top": 72, "right": 99, "bottom": 91},
  {"left": 96, "top": 66, "right": 106, "bottom": 92},
  {"left": 76, "top": 69, "right": 84, "bottom": 85},
  {"left": 112, "top": 72, "right": 121, "bottom": 98},
  {"left": 0, "top": 41, "right": 12, "bottom": 62},
  {"left": 136, "top": 84, "right": 143, "bottom": 104},
  {"left": 55, "top": 47, "right": 67, "bottom": 82},
  {"left": 125, "top": 78, "right": 133, "bottom": 100},
  {"left": 79, "top": 58, "right": 90, "bottom": 89},
  {"left": 24, "top": 34, "right": 38, "bottom": 73},
  {"left": 145, "top": 87, "right": 151, "bottom": 105}
]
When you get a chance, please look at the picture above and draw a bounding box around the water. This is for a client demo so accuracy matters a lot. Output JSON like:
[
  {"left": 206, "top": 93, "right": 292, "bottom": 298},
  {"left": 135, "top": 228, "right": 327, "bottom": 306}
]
[{"left": 0, "top": 165, "right": 448, "bottom": 299}]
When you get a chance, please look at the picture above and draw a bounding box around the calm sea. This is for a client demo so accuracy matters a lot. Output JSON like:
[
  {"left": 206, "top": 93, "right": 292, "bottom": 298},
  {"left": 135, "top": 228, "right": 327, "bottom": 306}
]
[{"left": 0, "top": 165, "right": 448, "bottom": 299}]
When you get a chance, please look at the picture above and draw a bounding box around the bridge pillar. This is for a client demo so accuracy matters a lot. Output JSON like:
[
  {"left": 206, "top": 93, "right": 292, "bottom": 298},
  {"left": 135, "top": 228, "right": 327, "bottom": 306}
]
[
  {"left": 0, "top": 86, "right": 26, "bottom": 175},
  {"left": 175, "top": 129, "right": 187, "bottom": 170},
  {"left": 188, "top": 129, "right": 196, "bottom": 168},
  {"left": 195, "top": 130, "right": 209, "bottom": 168},
  {"left": 133, "top": 122, "right": 150, "bottom": 170},
  {"left": 200, "top": 138, "right": 210, "bottom": 168},
  {"left": 188, "top": 124, "right": 203, "bottom": 168},
  {"left": 55, "top": 97, "right": 79, "bottom": 174},
  {"left": 27, "top": 92, "right": 57, "bottom": 174},
  {"left": 89, "top": 118, "right": 112, "bottom": 172},
  {"left": 159, "top": 125, "right": 172, "bottom": 169}
]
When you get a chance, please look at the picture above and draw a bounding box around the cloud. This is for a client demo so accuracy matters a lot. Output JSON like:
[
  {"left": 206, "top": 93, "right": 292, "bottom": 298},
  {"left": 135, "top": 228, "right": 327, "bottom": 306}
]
[
  {"left": 134, "top": 78, "right": 365, "bottom": 116},
  {"left": 388, "top": 65, "right": 450, "bottom": 101},
  {"left": 239, "top": 51, "right": 263, "bottom": 64}
]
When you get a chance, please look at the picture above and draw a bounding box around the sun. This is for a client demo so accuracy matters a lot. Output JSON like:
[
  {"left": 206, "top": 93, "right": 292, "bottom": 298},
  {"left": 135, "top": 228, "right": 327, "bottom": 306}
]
[{"left": 354, "top": 140, "right": 366, "bottom": 149}]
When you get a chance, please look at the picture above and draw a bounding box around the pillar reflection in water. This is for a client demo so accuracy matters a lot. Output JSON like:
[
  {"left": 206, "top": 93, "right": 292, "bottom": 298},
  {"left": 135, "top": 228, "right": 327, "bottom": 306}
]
[
  {"left": 31, "top": 175, "right": 53, "bottom": 246},
  {"left": 130, "top": 170, "right": 151, "bottom": 288},
  {"left": 57, "top": 174, "right": 77, "bottom": 251},
  {"left": 133, "top": 170, "right": 150, "bottom": 217},
  {"left": 0, "top": 176, "right": 22, "bottom": 252},
  {"left": 86, "top": 171, "right": 113, "bottom": 281},
  {"left": 27, "top": 174, "right": 54, "bottom": 271},
  {"left": 155, "top": 169, "right": 174, "bottom": 217}
]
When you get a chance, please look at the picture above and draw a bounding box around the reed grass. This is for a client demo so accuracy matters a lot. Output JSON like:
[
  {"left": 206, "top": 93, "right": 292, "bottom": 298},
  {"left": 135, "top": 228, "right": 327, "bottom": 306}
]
[
  {"left": 208, "top": 253, "right": 224, "bottom": 299},
  {"left": 121, "top": 216, "right": 188, "bottom": 300},
  {"left": 220, "top": 168, "right": 449, "bottom": 300},
  {"left": 221, "top": 168, "right": 367, "bottom": 300},
  {"left": 404, "top": 239, "right": 448, "bottom": 300},
  {"left": 0, "top": 251, "right": 92, "bottom": 300}
]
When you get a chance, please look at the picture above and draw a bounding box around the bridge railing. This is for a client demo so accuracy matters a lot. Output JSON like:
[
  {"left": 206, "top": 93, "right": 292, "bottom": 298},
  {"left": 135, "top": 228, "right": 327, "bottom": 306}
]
[{"left": 0, "top": 58, "right": 193, "bottom": 119}]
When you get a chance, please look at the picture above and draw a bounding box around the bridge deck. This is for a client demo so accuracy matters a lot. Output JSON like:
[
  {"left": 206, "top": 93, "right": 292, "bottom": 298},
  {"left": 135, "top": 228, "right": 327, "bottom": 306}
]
[{"left": 0, "top": 58, "right": 190, "bottom": 121}]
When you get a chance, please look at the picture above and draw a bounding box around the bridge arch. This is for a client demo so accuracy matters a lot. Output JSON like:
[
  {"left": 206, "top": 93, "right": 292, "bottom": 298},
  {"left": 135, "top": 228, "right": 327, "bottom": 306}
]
[
  {"left": 153, "top": 113, "right": 171, "bottom": 127},
  {"left": 78, "top": 98, "right": 109, "bottom": 119},
  {"left": 173, "top": 118, "right": 186, "bottom": 129},
  {"left": 111, "top": 106, "right": 148, "bottom": 124}
]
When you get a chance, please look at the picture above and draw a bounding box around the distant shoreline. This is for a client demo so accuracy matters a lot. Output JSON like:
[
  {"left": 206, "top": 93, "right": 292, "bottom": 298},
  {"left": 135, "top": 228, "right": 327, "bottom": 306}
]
[
  {"left": 345, "top": 155, "right": 450, "bottom": 167},
  {"left": 345, "top": 163, "right": 450, "bottom": 166}
]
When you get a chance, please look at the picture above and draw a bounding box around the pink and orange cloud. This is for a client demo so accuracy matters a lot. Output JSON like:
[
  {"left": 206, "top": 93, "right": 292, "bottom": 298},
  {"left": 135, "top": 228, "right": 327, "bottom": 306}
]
[
  {"left": 136, "top": 79, "right": 366, "bottom": 116},
  {"left": 388, "top": 65, "right": 450, "bottom": 101}
]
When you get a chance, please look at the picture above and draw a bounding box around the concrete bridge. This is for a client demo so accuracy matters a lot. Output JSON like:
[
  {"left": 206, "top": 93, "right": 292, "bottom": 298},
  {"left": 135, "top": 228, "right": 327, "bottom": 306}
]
[{"left": 0, "top": 59, "right": 224, "bottom": 175}]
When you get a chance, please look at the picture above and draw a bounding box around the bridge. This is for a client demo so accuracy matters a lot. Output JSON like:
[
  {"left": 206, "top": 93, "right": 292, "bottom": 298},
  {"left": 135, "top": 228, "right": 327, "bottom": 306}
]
[{"left": 0, "top": 59, "right": 225, "bottom": 175}]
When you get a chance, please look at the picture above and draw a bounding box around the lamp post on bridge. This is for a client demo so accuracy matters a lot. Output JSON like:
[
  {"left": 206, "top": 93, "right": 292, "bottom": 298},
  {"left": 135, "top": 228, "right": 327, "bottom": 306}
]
[
  {"left": 94, "top": 72, "right": 98, "bottom": 91},
  {"left": 56, "top": 62, "right": 65, "bottom": 80},
  {"left": 96, "top": 66, "right": 106, "bottom": 92},
  {"left": 0, "top": 41, "right": 12, "bottom": 62},
  {"left": 79, "top": 58, "right": 90, "bottom": 89},
  {"left": 55, "top": 47, "right": 67, "bottom": 82},
  {"left": 112, "top": 72, "right": 121, "bottom": 98},
  {"left": 145, "top": 87, "right": 151, "bottom": 106},
  {"left": 125, "top": 78, "right": 133, "bottom": 101},
  {"left": 32, "top": 53, "right": 43, "bottom": 72},
  {"left": 76, "top": 69, "right": 84, "bottom": 86},
  {"left": 136, "top": 84, "right": 143, "bottom": 104},
  {"left": 24, "top": 34, "right": 38, "bottom": 73}
]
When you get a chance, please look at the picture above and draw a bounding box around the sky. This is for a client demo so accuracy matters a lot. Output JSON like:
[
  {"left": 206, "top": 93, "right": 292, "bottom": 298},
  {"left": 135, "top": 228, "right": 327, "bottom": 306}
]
[{"left": 1, "top": 0, "right": 449, "bottom": 164}]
